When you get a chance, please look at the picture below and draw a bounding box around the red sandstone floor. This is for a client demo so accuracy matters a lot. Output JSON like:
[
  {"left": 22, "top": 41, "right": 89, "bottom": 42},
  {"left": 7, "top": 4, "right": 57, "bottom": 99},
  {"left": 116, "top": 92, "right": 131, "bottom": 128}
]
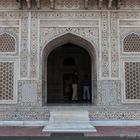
[{"left": 0, "top": 126, "right": 139, "bottom": 137}]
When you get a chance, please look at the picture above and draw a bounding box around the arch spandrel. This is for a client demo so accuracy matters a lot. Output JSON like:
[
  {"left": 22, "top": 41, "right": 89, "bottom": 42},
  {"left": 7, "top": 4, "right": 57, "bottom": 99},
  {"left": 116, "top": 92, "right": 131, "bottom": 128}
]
[
  {"left": 40, "top": 28, "right": 98, "bottom": 54},
  {"left": 41, "top": 33, "right": 97, "bottom": 59}
]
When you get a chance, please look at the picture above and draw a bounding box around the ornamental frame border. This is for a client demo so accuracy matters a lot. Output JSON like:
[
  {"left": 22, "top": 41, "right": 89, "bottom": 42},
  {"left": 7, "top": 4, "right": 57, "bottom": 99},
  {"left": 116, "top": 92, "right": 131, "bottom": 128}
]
[{"left": 38, "top": 17, "right": 100, "bottom": 80}]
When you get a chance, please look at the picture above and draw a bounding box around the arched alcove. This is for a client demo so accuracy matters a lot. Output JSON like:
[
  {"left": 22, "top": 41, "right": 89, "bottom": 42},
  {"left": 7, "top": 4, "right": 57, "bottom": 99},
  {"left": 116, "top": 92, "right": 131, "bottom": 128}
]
[
  {"left": 0, "top": 32, "right": 16, "bottom": 52},
  {"left": 41, "top": 33, "right": 97, "bottom": 105},
  {"left": 123, "top": 33, "right": 140, "bottom": 52}
]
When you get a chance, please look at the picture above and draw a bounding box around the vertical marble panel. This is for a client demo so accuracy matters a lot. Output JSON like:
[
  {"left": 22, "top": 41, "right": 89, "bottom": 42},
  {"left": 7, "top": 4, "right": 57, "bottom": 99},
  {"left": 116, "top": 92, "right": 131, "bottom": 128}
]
[
  {"left": 20, "top": 14, "right": 29, "bottom": 78},
  {"left": 110, "top": 12, "right": 119, "bottom": 78},
  {"left": 30, "top": 12, "right": 38, "bottom": 78},
  {"left": 101, "top": 12, "right": 109, "bottom": 77}
]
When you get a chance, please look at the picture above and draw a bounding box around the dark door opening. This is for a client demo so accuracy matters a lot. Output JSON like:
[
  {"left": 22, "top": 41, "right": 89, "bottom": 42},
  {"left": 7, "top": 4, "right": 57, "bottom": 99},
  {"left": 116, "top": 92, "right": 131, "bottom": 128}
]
[
  {"left": 46, "top": 43, "right": 91, "bottom": 103},
  {"left": 63, "top": 73, "right": 73, "bottom": 101}
]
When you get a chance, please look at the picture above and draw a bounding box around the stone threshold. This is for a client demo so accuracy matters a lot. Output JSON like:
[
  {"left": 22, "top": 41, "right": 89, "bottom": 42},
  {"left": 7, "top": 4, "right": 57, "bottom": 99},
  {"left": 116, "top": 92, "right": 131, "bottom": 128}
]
[{"left": 42, "top": 122, "right": 97, "bottom": 133}]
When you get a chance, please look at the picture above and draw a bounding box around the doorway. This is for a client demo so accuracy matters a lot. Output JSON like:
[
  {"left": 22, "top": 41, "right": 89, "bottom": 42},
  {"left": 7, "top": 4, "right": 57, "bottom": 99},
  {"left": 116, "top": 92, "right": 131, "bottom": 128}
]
[
  {"left": 46, "top": 43, "right": 91, "bottom": 103},
  {"left": 42, "top": 33, "right": 97, "bottom": 105}
]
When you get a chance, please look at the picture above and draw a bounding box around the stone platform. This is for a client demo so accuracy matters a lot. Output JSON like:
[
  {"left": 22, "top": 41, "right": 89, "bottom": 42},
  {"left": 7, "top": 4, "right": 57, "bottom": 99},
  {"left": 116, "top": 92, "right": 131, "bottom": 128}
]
[{"left": 42, "top": 109, "right": 96, "bottom": 133}]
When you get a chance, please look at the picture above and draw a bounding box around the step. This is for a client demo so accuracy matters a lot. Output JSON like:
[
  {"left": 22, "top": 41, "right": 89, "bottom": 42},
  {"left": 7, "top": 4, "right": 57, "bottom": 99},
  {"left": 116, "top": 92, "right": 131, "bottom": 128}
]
[
  {"left": 42, "top": 125, "right": 96, "bottom": 133},
  {"left": 42, "top": 110, "right": 96, "bottom": 133}
]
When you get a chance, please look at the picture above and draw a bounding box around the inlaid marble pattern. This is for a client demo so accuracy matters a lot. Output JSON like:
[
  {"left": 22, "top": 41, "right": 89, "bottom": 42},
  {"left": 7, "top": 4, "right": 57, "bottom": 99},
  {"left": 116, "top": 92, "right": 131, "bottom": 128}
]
[
  {"left": 0, "top": 111, "right": 50, "bottom": 121},
  {"left": 0, "top": 0, "right": 139, "bottom": 121},
  {"left": 89, "top": 110, "right": 140, "bottom": 120},
  {"left": 18, "top": 81, "right": 42, "bottom": 106},
  {"left": 97, "top": 80, "right": 121, "bottom": 105}
]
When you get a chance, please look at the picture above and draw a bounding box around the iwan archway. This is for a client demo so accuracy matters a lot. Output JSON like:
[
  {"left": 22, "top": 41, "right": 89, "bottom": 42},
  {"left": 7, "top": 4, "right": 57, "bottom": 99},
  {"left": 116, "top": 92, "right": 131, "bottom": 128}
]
[{"left": 42, "top": 33, "right": 97, "bottom": 105}]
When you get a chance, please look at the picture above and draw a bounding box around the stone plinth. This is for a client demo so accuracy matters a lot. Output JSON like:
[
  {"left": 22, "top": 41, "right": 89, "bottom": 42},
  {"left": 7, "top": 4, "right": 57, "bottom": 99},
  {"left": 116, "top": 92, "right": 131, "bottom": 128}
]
[{"left": 42, "top": 110, "right": 96, "bottom": 132}]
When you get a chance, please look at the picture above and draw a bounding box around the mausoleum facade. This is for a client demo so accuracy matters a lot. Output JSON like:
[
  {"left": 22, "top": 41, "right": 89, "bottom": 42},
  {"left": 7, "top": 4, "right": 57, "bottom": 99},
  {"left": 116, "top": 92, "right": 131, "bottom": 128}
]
[{"left": 0, "top": 0, "right": 140, "bottom": 124}]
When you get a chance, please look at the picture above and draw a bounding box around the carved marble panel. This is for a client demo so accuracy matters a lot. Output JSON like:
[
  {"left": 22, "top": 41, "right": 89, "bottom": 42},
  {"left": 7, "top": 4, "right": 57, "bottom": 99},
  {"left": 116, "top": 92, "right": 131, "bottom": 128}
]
[
  {"left": 89, "top": 110, "right": 140, "bottom": 120},
  {"left": 117, "top": 12, "right": 140, "bottom": 19},
  {"left": 97, "top": 80, "right": 121, "bottom": 105},
  {"left": 101, "top": 12, "right": 109, "bottom": 77},
  {"left": 120, "top": 28, "right": 140, "bottom": 56},
  {"left": 1, "top": 109, "right": 140, "bottom": 121},
  {"left": 55, "top": 0, "right": 84, "bottom": 10},
  {"left": 40, "top": 0, "right": 50, "bottom": 10},
  {"left": 0, "top": 0, "right": 139, "bottom": 10},
  {"left": 0, "top": 27, "right": 19, "bottom": 56},
  {"left": 40, "top": 27, "right": 99, "bottom": 50},
  {"left": 0, "top": 0, "right": 19, "bottom": 10},
  {"left": 20, "top": 16, "right": 29, "bottom": 78},
  {"left": 38, "top": 11, "right": 101, "bottom": 20},
  {"left": 30, "top": 13, "right": 39, "bottom": 78},
  {"left": 0, "top": 111, "right": 50, "bottom": 121},
  {"left": 18, "top": 80, "right": 42, "bottom": 106},
  {"left": 0, "top": 62, "right": 14, "bottom": 100},
  {"left": 0, "top": 33, "right": 16, "bottom": 52},
  {"left": 120, "top": 0, "right": 140, "bottom": 10},
  {"left": 110, "top": 12, "right": 119, "bottom": 78},
  {"left": 37, "top": 0, "right": 99, "bottom": 10}
]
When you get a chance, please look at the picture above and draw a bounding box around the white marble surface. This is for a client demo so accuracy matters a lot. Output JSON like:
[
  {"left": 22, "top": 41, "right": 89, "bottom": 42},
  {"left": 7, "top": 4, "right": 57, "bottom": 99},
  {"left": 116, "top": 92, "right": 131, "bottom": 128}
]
[
  {"left": 42, "top": 122, "right": 96, "bottom": 132},
  {"left": 49, "top": 110, "right": 89, "bottom": 122},
  {"left": 1, "top": 120, "right": 140, "bottom": 127},
  {"left": 42, "top": 110, "right": 96, "bottom": 132}
]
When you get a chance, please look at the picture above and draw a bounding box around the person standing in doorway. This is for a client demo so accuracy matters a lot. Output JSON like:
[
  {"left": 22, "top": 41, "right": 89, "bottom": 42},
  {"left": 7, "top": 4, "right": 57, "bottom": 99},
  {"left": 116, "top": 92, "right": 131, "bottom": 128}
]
[
  {"left": 68, "top": 76, "right": 73, "bottom": 100},
  {"left": 83, "top": 74, "right": 90, "bottom": 103},
  {"left": 72, "top": 71, "right": 78, "bottom": 101}
]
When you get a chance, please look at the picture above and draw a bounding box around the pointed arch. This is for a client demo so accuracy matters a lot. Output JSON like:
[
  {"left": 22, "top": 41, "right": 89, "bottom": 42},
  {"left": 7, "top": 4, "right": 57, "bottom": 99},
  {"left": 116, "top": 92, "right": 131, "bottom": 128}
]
[
  {"left": 0, "top": 32, "right": 16, "bottom": 53},
  {"left": 41, "top": 33, "right": 97, "bottom": 58},
  {"left": 41, "top": 33, "right": 97, "bottom": 105},
  {"left": 123, "top": 33, "right": 140, "bottom": 52}
]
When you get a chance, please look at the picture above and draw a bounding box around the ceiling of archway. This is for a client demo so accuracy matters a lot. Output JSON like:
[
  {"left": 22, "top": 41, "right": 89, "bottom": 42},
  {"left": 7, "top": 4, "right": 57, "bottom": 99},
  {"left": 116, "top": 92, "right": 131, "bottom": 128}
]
[{"left": 50, "top": 43, "right": 90, "bottom": 55}]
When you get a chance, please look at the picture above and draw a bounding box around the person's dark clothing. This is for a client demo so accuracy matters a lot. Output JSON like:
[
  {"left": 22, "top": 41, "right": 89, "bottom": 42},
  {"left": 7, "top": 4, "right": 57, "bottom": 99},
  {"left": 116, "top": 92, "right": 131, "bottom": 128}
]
[{"left": 72, "top": 74, "right": 78, "bottom": 84}]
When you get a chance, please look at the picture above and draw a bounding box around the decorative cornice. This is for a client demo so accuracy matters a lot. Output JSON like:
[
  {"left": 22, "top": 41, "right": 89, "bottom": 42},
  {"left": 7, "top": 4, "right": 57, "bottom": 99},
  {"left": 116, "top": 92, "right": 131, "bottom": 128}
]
[{"left": 15, "top": 0, "right": 127, "bottom": 10}]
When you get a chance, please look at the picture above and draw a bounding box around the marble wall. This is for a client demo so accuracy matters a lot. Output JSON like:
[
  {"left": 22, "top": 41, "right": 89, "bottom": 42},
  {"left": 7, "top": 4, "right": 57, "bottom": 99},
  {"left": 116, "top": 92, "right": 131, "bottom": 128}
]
[{"left": 0, "top": 0, "right": 140, "bottom": 120}]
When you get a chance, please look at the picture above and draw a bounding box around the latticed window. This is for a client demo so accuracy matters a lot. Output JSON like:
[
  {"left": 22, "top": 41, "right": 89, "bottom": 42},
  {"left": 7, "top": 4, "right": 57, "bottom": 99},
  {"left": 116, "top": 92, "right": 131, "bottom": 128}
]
[
  {"left": 0, "top": 62, "right": 14, "bottom": 100},
  {"left": 0, "top": 33, "right": 16, "bottom": 52},
  {"left": 125, "top": 62, "right": 140, "bottom": 100},
  {"left": 123, "top": 33, "right": 140, "bottom": 52}
]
